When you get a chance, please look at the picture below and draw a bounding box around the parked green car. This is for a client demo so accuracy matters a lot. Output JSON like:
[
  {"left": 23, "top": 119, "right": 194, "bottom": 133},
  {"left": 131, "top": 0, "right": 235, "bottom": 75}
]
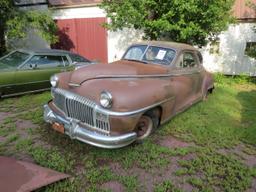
[{"left": 0, "top": 49, "right": 91, "bottom": 98}]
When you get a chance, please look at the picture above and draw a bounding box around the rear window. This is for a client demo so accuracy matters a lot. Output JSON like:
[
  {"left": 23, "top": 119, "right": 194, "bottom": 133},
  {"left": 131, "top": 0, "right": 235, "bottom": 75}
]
[{"left": 70, "top": 54, "right": 90, "bottom": 63}]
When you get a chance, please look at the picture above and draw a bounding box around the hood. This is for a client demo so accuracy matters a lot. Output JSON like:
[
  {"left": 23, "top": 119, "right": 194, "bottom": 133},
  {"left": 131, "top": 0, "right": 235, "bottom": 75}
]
[{"left": 69, "top": 60, "right": 169, "bottom": 85}]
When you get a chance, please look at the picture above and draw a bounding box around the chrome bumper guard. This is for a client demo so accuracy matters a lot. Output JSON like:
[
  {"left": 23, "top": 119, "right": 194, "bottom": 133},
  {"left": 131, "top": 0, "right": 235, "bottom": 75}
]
[{"left": 43, "top": 104, "right": 137, "bottom": 149}]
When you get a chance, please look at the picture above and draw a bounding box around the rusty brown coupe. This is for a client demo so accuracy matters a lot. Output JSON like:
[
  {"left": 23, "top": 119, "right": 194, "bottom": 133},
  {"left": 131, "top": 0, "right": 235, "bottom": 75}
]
[{"left": 44, "top": 41, "right": 214, "bottom": 148}]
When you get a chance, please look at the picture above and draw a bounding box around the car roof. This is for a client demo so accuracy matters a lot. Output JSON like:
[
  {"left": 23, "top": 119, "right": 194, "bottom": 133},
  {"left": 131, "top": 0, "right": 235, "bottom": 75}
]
[
  {"left": 132, "top": 41, "right": 197, "bottom": 51},
  {"left": 17, "top": 49, "right": 76, "bottom": 55}
]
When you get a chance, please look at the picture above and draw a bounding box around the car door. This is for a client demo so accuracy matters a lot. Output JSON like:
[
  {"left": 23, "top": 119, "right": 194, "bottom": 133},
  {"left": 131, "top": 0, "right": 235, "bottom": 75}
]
[
  {"left": 0, "top": 69, "right": 16, "bottom": 96},
  {"left": 171, "top": 51, "right": 203, "bottom": 113},
  {"left": 13, "top": 55, "right": 67, "bottom": 93}
]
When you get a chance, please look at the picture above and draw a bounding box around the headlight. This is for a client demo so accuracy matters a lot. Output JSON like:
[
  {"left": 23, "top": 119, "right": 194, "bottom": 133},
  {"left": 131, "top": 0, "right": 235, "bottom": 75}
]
[
  {"left": 50, "top": 75, "right": 59, "bottom": 88},
  {"left": 100, "top": 91, "right": 113, "bottom": 108}
]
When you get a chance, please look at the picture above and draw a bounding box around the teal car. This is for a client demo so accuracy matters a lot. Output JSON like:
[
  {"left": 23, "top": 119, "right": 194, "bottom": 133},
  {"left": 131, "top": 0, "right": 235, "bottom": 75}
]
[{"left": 0, "top": 49, "right": 91, "bottom": 98}]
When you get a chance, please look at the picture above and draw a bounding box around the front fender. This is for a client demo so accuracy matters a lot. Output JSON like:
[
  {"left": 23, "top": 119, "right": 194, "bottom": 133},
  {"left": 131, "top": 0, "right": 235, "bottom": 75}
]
[{"left": 75, "top": 78, "right": 174, "bottom": 112}]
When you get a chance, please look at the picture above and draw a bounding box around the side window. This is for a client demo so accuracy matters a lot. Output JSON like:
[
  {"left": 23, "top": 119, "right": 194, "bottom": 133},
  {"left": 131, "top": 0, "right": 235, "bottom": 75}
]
[
  {"left": 26, "top": 55, "right": 64, "bottom": 68},
  {"left": 183, "top": 52, "right": 197, "bottom": 68},
  {"left": 70, "top": 54, "right": 90, "bottom": 63},
  {"left": 62, "top": 56, "right": 69, "bottom": 66},
  {"left": 176, "top": 52, "right": 198, "bottom": 68}
]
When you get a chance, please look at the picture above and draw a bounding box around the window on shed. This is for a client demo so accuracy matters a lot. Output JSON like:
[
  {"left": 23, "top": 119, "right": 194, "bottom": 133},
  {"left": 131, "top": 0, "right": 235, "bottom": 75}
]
[
  {"left": 209, "top": 41, "right": 220, "bottom": 54},
  {"left": 245, "top": 42, "right": 256, "bottom": 59}
]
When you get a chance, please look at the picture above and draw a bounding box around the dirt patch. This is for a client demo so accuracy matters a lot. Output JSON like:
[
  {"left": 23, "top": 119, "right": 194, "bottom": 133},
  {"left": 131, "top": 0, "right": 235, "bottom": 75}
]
[
  {"left": 109, "top": 162, "right": 127, "bottom": 176},
  {"left": 0, "top": 136, "right": 6, "bottom": 143},
  {"left": 101, "top": 181, "right": 125, "bottom": 192},
  {"left": 15, "top": 119, "right": 38, "bottom": 139},
  {"left": 16, "top": 119, "right": 37, "bottom": 130},
  {"left": 218, "top": 144, "right": 256, "bottom": 168},
  {"left": 12, "top": 152, "right": 35, "bottom": 164},
  {"left": 158, "top": 136, "right": 195, "bottom": 148},
  {"left": 0, "top": 112, "right": 12, "bottom": 122}
]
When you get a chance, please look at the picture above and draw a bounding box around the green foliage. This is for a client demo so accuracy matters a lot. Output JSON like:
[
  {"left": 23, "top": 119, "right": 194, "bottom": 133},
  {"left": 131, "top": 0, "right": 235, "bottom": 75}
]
[
  {"left": 6, "top": 10, "right": 58, "bottom": 43},
  {"left": 100, "top": 0, "right": 234, "bottom": 46},
  {"left": 0, "top": 0, "right": 58, "bottom": 54},
  {"left": 30, "top": 146, "right": 75, "bottom": 172}
]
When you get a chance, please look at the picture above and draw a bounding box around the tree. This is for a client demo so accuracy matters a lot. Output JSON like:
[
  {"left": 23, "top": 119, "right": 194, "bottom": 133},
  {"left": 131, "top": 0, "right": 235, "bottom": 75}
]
[
  {"left": 0, "top": 0, "right": 58, "bottom": 55},
  {"left": 100, "top": 0, "right": 234, "bottom": 47}
]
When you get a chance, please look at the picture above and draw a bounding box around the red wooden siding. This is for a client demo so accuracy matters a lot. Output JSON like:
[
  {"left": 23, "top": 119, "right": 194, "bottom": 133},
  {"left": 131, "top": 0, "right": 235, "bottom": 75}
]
[
  {"left": 53, "top": 17, "right": 108, "bottom": 63},
  {"left": 233, "top": 0, "right": 256, "bottom": 20}
]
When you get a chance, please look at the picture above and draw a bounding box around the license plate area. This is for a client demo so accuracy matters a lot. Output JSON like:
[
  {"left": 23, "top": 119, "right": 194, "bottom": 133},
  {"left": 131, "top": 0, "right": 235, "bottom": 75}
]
[{"left": 52, "top": 122, "right": 65, "bottom": 134}]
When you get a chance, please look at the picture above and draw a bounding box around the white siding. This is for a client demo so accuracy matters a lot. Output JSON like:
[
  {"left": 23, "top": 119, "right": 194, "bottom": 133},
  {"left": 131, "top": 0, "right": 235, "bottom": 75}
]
[
  {"left": 108, "top": 29, "right": 143, "bottom": 62},
  {"left": 53, "top": 6, "right": 105, "bottom": 19},
  {"left": 202, "top": 23, "right": 256, "bottom": 76}
]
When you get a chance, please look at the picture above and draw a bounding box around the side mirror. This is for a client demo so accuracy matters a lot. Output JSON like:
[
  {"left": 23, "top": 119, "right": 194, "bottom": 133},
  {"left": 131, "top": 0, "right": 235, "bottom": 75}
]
[{"left": 29, "top": 63, "right": 37, "bottom": 69}]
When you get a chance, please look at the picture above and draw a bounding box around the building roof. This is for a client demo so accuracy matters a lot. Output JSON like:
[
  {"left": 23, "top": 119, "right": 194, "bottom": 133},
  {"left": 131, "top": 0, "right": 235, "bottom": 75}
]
[
  {"left": 233, "top": 0, "right": 256, "bottom": 20},
  {"left": 48, "top": 0, "right": 102, "bottom": 7}
]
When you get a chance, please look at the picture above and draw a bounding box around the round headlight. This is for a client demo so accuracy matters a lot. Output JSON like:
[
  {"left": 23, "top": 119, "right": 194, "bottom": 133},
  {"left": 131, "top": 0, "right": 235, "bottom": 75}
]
[
  {"left": 100, "top": 91, "right": 113, "bottom": 108},
  {"left": 50, "top": 75, "right": 59, "bottom": 88}
]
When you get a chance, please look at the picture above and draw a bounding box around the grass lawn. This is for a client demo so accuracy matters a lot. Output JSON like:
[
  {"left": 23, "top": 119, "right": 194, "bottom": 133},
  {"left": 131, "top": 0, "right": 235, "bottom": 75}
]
[{"left": 0, "top": 75, "right": 256, "bottom": 192}]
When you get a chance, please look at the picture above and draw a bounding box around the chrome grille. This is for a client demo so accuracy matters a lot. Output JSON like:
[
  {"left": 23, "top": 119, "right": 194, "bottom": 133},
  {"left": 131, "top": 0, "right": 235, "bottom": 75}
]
[{"left": 52, "top": 88, "right": 110, "bottom": 134}]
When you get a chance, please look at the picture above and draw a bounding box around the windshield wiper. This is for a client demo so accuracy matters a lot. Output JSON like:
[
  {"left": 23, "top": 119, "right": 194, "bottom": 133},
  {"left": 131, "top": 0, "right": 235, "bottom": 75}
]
[{"left": 124, "top": 59, "right": 148, "bottom": 64}]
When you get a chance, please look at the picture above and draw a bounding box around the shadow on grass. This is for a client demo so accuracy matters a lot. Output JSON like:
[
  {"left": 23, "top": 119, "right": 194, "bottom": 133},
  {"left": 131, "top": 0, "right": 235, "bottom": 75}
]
[{"left": 237, "top": 89, "right": 256, "bottom": 145}]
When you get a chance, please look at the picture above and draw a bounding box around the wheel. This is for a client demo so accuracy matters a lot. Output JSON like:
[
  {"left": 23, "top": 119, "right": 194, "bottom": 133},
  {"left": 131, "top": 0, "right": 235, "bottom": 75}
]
[
  {"left": 203, "top": 87, "right": 214, "bottom": 101},
  {"left": 135, "top": 115, "right": 153, "bottom": 140}
]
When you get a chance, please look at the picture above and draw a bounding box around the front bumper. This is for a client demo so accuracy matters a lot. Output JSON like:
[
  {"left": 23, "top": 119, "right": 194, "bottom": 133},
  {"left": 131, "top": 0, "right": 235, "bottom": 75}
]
[{"left": 43, "top": 104, "right": 137, "bottom": 149}]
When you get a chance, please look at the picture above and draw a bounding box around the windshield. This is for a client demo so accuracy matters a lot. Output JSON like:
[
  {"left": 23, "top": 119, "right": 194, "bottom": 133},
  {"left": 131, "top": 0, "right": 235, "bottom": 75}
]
[
  {"left": 0, "top": 51, "right": 30, "bottom": 69},
  {"left": 123, "top": 45, "right": 176, "bottom": 65}
]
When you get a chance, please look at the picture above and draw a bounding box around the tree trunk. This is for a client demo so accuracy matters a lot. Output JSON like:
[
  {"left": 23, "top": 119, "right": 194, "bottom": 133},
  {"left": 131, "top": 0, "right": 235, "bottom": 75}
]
[{"left": 0, "top": 21, "right": 6, "bottom": 56}]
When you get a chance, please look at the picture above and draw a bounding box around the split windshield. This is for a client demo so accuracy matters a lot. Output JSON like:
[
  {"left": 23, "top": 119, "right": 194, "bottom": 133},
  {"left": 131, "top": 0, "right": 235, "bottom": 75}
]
[
  {"left": 0, "top": 51, "right": 30, "bottom": 69},
  {"left": 123, "top": 45, "right": 176, "bottom": 65}
]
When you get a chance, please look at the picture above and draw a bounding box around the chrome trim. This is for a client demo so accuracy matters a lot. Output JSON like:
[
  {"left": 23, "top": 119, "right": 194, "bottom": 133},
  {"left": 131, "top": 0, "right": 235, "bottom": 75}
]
[
  {"left": 52, "top": 88, "right": 174, "bottom": 117},
  {"left": 68, "top": 83, "right": 80, "bottom": 87},
  {"left": 100, "top": 97, "right": 175, "bottom": 116},
  {"left": 52, "top": 88, "right": 110, "bottom": 135},
  {"left": 43, "top": 104, "right": 137, "bottom": 148}
]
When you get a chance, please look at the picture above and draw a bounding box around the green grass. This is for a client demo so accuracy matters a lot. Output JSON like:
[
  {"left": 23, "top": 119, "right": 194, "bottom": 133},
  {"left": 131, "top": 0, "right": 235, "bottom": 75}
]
[
  {"left": 0, "top": 76, "right": 255, "bottom": 191},
  {"left": 154, "top": 180, "right": 183, "bottom": 192}
]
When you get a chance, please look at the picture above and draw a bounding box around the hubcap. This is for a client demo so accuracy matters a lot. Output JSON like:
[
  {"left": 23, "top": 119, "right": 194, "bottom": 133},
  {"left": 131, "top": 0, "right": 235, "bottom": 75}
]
[{"left": 135, "top": 116, "right": 153, "bottom": 140}]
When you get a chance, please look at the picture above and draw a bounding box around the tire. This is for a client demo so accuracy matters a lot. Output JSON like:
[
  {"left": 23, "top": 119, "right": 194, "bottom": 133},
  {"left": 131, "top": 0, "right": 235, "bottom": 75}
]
[
  {"left": 203, "top": 87, "right": 214, "bottom": 101},
  {"left": 135, "top": 115, "right": 154, "bottom": 141}
]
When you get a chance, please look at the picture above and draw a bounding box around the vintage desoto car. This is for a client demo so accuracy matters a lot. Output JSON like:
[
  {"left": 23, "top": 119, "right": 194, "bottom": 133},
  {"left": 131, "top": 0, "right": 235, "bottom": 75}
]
[
  {"left": 0, "top": 49, "right": 91, "bottom": 98},
  {"left": 43, "top": 41, "right": 214, "bottom": 148}
]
